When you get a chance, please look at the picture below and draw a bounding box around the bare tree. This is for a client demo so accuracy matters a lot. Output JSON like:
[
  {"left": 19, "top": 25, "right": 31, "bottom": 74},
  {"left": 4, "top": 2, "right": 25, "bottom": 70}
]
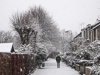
[
  {"left": 11, "top": 11, "right": 38, "bottom": 45},
  {"left": 30, "top": 6, "right": 60, "bottom": 47},
  {"left": 11, "top": 6, "right": 60, "bottom": 53},
  {"left": 0, "top": 31, "right": 13, "bottom": 43}
]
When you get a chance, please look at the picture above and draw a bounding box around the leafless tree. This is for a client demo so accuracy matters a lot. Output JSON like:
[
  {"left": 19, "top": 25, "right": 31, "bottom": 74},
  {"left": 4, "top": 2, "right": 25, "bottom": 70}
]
[
  {"left": 0, "top": 31, "right": 13, "bottom": 43},
  {"left": 29, "top": 6, "right": 61, "bottom": 50},
  {"left": 11, "top": 6, "right": 60, "bottom": 53},
  {"left": 10, "top": 11, "right": 38, "bottom": 45}
]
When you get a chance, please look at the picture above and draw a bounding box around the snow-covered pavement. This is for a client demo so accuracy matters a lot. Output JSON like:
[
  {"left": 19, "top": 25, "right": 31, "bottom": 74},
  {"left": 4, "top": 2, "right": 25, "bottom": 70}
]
[{"left": 31, "top": 58, "right": 80, "bottom": 75}]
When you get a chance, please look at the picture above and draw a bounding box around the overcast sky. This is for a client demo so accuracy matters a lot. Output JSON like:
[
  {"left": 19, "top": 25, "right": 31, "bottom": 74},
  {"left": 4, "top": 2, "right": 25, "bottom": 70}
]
[{"left": 0, "top": 0, "right": 100, "bottom": 33}]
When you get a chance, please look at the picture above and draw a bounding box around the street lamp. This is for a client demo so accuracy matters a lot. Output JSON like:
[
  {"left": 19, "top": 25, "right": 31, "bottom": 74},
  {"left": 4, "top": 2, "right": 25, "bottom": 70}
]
[{"left": 65, "top": 30, "right": 72, "bottom": 41}]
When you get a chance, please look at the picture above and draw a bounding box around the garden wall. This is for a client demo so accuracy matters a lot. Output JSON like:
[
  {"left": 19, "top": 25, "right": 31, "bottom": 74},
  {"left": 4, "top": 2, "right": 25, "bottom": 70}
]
[
  {"left": 85, "top": 67, "right": 92, "bottom": 75},
  {"left": 0, "top": 52, "right": 36, "bottom": 75}
]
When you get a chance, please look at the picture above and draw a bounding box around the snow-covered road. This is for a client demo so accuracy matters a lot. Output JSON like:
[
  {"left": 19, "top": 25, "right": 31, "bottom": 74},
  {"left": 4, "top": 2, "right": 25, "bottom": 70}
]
[{"left": 31, "top": 58, "right": 80, "bottom": 75}]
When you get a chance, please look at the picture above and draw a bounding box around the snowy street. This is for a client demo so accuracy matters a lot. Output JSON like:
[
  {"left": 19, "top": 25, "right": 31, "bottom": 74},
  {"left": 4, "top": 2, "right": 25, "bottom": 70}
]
[{"left": 31, "top": 58, "right": 80, "bottom": 75}]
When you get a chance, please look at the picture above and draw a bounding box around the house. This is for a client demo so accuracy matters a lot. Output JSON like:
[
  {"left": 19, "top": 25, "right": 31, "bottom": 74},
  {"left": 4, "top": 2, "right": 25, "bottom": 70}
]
[
  {"left": 70, "top": 32, "right": 82, "bottom": 51},
  {"left": 81, "top": 24, "right": 91, "bottom": 41},
  {"left": 0, "top": 43, "right": 15, "bottom": 53},
  {"left": 73, "top": 32, "right": 82, "bottom": 42},
  {"left": 91, "top": 22, "right": 100, "bottom": 42},
  {"left": 71, "top": 20, "right": 100, "bottom": 51},
  {"left": 81, "top": 20, "right": 100, "bottom": 42}
]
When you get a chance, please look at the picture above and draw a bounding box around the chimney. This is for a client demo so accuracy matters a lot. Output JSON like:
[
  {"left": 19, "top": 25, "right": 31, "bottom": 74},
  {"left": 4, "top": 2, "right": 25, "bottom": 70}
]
[{"left": 87, "top": 24, "right": 91, "bottom": 27}]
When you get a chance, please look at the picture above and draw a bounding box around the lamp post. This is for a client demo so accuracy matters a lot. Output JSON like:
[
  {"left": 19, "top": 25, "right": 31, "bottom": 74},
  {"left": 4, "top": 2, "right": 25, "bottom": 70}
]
[
  {"left": 64, "top": 30, "right": 73, "bottom": 53},
  {"left": 61, "top": 30, "right": 73, "bottom": 55},
  {"left": 65, "top": 30, "right": 72, "bottom": 41},
  {"left": 65, "top": 30, "right": 73, "bottom": 63}
]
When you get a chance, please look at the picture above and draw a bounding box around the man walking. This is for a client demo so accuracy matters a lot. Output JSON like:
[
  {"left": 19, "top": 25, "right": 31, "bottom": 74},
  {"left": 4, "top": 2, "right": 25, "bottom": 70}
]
[{"left": 56, "top": 55, "right": 61, "bottom": 68}]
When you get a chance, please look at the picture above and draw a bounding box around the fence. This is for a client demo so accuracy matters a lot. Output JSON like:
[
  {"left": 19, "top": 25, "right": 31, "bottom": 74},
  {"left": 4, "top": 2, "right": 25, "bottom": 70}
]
[{"left": 0, "top": 52, "right": 36, "bottom": 75}]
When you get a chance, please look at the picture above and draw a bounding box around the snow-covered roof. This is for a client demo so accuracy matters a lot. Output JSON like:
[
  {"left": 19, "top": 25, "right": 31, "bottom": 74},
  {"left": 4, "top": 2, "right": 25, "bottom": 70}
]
[
  {"left": 91, "top": 23, "right": 100, "bottom": 30},
  {"left": 73, "top": 32, "right": 82, "bottom": 39},
  {"left": 0, "top": 43, "right": 14, "bottom": 53},
  {"left": 81, "top": 22, "right": 100, "bottom": 31}
]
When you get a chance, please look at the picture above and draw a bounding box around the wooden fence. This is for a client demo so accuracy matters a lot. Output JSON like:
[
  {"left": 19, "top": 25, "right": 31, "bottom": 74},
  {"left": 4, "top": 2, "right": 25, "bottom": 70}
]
[{"left": 0, "top": 52, "right": 36, "bottom": 75}]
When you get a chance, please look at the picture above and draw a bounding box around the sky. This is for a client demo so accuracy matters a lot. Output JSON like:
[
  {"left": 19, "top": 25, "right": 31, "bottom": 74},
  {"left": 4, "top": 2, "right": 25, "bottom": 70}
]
[{"left": 0, "top": 0, "right": 100, "bottom": 33}]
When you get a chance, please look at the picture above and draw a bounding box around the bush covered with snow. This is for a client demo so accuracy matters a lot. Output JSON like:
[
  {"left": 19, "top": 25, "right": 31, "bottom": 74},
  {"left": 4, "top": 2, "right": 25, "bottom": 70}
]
[
  {"left": 35, "top": 43, "right": 49, "bottom": 60},
  {"left": 91, "top": 55, "right": 100, "bottom": 75},
  {"left": 81, "top": 40, "right": 100, "bottom": 75},
  {"left": 17, "top": 44, "right": 33, "bottom": 53},
  {"left": 66, "top": 37, "right": 100, "bottom": 72},
  {"left": 87, "top": 40, "right": 100, "bottom": 58},
  {"left": 91, "top": 65, "right": 100, "bottom": 75},
  {"left": 73, "top": 39, "right": 100, "bottom": 60}
]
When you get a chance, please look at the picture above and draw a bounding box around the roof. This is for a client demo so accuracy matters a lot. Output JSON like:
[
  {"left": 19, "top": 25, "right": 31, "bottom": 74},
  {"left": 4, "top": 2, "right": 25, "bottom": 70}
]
[
  {"left": 0, "top": 43, "right": 14, "bottom": 53},
  {"left": 81, "top": 22, "right": 100, "bottom": 31},
  {"left": 73, "top": 32, "right": 82, "bottom": 39},
  {"left": 91, "top": 23, "right": 100, "bottom": 30},
  {"left": 81, "top": 24, "right": 91, "bottom": 30}
]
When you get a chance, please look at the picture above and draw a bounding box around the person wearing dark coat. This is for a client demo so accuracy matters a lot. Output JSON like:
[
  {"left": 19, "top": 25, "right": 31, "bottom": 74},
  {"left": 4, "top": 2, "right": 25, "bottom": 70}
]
[{"left": 56, "top": 55, "right": 61, "bottom": 68}]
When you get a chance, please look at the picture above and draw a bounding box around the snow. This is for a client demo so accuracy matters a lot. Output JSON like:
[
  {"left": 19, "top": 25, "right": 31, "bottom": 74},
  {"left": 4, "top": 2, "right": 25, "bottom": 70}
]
[
  {"left": 0, "top": 43, "right": 13, "bottom": 52},
  {"left": 79, "top": 60, "right": 90, "bottom": 62},
  {"left": 31, "top": 58, "right": 80, "bottom": 75},
  {"left": 86, "top": 66, "right": 92, "bottom": 70},
  {"left": 91, "top": 23, "right": 100, "bottom": 30}
]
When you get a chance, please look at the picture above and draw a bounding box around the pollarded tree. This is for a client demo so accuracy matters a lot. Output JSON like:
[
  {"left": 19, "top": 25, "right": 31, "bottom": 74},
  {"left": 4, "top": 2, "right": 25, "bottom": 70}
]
[
  {"left": 11, "top": 6, "right": 60, "bottom": 53},
  {"left": 11, "top": 11, "right": 38, "bottom": 45},
  {"left": 10, "top": 10, "right": 38, "bottom": 53}
]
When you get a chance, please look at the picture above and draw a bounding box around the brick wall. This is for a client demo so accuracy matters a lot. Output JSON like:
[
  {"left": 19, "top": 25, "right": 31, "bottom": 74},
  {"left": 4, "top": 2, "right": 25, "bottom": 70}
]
[{"left": 0, "top": 52, "right": 36, "bottom": 75}]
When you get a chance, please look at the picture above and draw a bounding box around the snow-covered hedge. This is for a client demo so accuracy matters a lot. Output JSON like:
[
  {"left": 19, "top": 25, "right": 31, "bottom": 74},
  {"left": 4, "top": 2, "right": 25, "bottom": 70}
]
[
  {"left": 17, "top": 44, "right": 33, "bottom": 53},
  {"left": 91, "top": 65, "right": 100, "bottom": 75},
  {"left": 88, "top": 40, "right": 100, "bottom": 58},
  {"left": 74, "top": 39, "right": 100, "bottom": 60}
]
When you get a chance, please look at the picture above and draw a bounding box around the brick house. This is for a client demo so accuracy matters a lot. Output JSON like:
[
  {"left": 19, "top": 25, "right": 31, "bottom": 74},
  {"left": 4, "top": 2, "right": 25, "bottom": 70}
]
[
  {"left": 91, "top": 22, "right": 100, "bottom": 42},
  {"left": 71, "top": 20, "right": 100, "bottom": 51},
  {"left": 73, "top": 32, "right": 82, "bottom": 43},
  {"left": 81, "top": 24, "right": 91, "bottom": 41},
  {"left": 70, "top": 20, "right": 100, "bottom": 51},
  {"left": 81, "top": 20, "right": 100, "bottom": 42},
  {"left": 70, "top": 32, "right": 82, "bottom": 51}
]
